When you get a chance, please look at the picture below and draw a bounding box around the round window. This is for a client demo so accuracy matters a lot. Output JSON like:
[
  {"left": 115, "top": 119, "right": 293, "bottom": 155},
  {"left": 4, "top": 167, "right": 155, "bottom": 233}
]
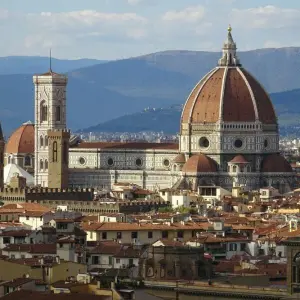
[
  {"left": 78, "top": 157, "right": 86, "bottom": 165},
  {"left": 234, "top": 139, "right": 243, "bottom": 148},
  {"left": 107, "top": 158, "right": 114, "bottom": 166},
  {"left": 199, "top": 137, "right": 210, "bottom": 148},
  {"left": 136, "top": 158, "right": 142, "bottom": 167},
  {"left": 163, "top": 159, "right": 170, "bottom": 167},
  {"left": 264, "top": 139, "right": 268, "bottom": 148}
]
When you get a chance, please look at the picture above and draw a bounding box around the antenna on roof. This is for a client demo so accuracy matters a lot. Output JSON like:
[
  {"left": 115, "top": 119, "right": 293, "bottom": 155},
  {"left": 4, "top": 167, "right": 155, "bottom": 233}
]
[{"left": 49, "top": 48, "right": 52, "bottom": 72}]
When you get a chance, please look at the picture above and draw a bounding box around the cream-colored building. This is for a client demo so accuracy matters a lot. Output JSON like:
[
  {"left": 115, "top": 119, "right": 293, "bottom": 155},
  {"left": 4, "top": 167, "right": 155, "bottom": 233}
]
[{"left": 82, "top": 221, "right": 203, "bottom": 245}]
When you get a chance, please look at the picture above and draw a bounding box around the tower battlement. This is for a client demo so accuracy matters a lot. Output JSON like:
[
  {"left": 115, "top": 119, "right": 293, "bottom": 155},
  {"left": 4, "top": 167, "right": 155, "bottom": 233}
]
[
  {"left": 47, "top": 129, "right": 71, "bottom": 138},
  {"left": 0, "top": 187, "right": 94, "bottom": 202},
  {"left": 33, "top": 73, "right": 68, "bottom": 84}
]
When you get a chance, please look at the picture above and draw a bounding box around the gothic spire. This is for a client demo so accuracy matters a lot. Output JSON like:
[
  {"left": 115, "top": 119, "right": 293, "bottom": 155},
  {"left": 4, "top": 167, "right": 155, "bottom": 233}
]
[{"left": 218, "top": 25, "right": 241, "bottom": 67}]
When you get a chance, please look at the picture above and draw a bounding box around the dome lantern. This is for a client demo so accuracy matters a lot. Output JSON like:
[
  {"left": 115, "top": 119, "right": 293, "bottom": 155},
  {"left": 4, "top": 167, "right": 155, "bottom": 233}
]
[{"left": 218, "top": 25, "right": 241, "bottom": 67}]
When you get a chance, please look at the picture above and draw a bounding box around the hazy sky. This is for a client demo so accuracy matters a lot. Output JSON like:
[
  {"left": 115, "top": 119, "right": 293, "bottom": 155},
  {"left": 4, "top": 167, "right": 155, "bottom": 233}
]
[{"left": 1, "top": 0, "right": 300, "bottom": 59}]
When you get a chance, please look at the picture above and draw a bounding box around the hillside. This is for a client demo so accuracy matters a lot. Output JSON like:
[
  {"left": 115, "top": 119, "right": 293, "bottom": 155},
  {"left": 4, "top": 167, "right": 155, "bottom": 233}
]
[
  {"left": 81, "top": 88, "right": 300, "bottom": 134},
  {"left": 0, "top": 56, "right": 107, "bottom": 75},
  {"left": 2, "top": 47, "right": 300, "bottom": 134}
]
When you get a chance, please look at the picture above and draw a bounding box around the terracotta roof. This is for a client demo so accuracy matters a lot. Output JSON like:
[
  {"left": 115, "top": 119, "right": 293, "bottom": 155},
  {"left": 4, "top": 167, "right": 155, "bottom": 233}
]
[
  {"left": 181, "top": 66, "right": 277, "bottom": 125},
  {"left": 39, "top": 70, "right": 65, "bottom": 77},
  {"left": 89, "top": 241, "right": 122, "bottom": 255},
  {"left": 0, "top": 230, "right": 32, "bottom": 237},
  {"left": 5, "top": 123, "right": 34, "bottom": 154},
  {"left": 229, "top": 155, "right": 249, "bottom": 164},
  {"left": 83, "top": 221, "right": 203, "bottom": 232},
  {"left": 0, "top": 203, "right": 50, "bottom": 213},
  {"left": 21, "top": 211, "right": 48, "bottom": 217},
  {"left": 182, "top": 154, "right": 217, "bottom": 173},
  {"left": 2, "top": 278, "right": 34, "bottom": 288},
  {"left": 74, "top": 142, "right": 178, "bottom": 150},
  {"left": 2, "top": 256, "right": 56, "bottom": 267},
  {"left": 261, "top": 154, "right": 293, "bottom": 173},
  {"left": 172, "top": 153, "right": 186, "bottom": 164},
  {"left": 3, "top": 243, "right": 56, "bottom": 254},
  {"left": 53, "top": 218, "right": 74, "bottom": 223}
]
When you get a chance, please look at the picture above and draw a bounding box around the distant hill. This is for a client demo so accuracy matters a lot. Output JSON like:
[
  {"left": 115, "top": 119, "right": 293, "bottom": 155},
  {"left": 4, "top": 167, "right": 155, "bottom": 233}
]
[
  {"left": 0, "top": 56, "right": 107, "bottom": 75},
  {"left": 80, "top": 105, "right": 183, "bottom": 134},
  {"left": 2, "top": 48, "right": 300, "bottom": 135},
  {"left": 81, "top": 88, "right": 300, "bottom": 134}
]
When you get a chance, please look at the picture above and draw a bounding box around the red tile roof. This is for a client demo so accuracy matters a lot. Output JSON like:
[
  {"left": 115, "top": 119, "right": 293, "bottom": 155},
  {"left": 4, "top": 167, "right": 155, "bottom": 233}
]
[
  {"left": 229, "top": 155, "right": 249, "bottom": 164},
  {"left": 0, "top": 230, "right": 32, "bottom": 237},
  {"left": 3, "top": 243, "right": 56, "bottom": 254}
]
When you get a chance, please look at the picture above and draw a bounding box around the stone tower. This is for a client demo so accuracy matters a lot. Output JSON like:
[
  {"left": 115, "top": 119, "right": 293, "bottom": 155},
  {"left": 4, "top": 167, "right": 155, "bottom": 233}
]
[
  {"left": 0, "top": 123, "right": 5, "bottom": 187},
  {"left": 48, "top": 129, "right": 70, "bottom": 189},
  {"left": 33, "top": 69, "right": 68, "bottom": 187}
]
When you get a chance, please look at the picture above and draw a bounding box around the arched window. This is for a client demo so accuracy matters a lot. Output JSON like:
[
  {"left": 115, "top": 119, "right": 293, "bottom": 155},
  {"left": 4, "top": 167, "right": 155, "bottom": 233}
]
[
  {"left": 45, "top": 160, "right": 48, "bottom": 170},
  {"left": 63, "top": 141, "right": 68, "bottom": 164},
  {"left": 8, "top": 156, "right": 11, "bottom": 164},
  {"left": 40, "top": 159, "right": 44, "bottom": 170},
  {"left": 56, "top": 106, "right": 61, "bottom": 122},
  {"left": 24, "top": 156, "right": 31, "bottom": 166},
  {"left": 53, "top": 141, "right": 58, "bottom": 162},
  {"left": 40, "top": 101, "right": 48, "bottom": 122},
  {"left": 40, "top": 136, "right": 44, "bottom": 147},
  {"left": 233, "top": 165, "right": 237, "bottom": 172},
  {"left": 45, "top": 136, "right": 48, "bottom": 147}
]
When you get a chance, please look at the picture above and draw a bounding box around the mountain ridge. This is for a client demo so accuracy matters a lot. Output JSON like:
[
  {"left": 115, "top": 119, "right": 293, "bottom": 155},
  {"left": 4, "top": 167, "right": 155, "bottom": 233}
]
[
  {"left": 2, "top": 47, "right": 300, "bottom": 134},
  {"left": 80, "top": 87, "right": 300, "bottom": 134}
]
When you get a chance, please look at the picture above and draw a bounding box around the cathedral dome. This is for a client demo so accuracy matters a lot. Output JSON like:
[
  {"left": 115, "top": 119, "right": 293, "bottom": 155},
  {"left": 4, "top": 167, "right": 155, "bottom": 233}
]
[
  {"left": 229, "top": 155, "right": 249, "bottom": 164},
  {"left": 261, "top": 154, "right": 293, "bottom": 173},
  {"left": 182, "top": 154, "right": 217, "bottom": 173},
  {"left": 181, "top": 27, "right": 277, "bottom": 127},
  {"left": 173, "top": 153, "right": 186, "bottom": 164},
  {"left": 5, "top": 122, "right": 34, "bottom": 154}
]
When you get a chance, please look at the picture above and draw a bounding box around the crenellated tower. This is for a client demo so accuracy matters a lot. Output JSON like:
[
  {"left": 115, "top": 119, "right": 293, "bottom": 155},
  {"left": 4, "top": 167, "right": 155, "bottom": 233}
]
[
  {"left": 33, "top": 67, "right": 68, "bottom": 187},
  {"left": 48, "top": 129, "right": 70, "bottom": 189}
]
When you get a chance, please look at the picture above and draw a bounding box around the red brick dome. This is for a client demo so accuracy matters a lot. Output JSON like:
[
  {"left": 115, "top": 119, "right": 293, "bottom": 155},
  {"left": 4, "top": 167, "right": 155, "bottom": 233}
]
[
  {"left": 261, "top": 154, "right": 293, "bottom": 173},
  {"left": 181, "top": 27, "right": 277, "bottom": 127},
  {"left": 182, "top": 154, "right": 217, "bottom": 173},
  {"left": 5, "top": 122, "right": 34, "bottom": 154},
  {"left": 229, "top": 155, "right": 249, "bottom": 164},
  {"left": 173, "top": 153, "right": 186, "bottom": 164}
]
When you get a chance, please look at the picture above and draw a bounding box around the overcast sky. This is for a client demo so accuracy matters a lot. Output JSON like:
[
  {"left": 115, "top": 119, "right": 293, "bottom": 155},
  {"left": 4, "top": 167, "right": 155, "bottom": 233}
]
[{"left": 1, "top": 0, "right": 300, "bottom": 59}]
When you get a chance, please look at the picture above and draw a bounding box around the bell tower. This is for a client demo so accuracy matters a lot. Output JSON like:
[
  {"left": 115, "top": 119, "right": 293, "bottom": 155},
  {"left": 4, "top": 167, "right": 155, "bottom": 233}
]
[{"left": 33, "top": 66, "right": 68, "bottom": 187}]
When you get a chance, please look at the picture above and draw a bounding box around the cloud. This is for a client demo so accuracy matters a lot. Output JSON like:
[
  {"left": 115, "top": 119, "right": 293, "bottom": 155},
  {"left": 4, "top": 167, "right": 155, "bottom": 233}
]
[
  {"left": 263, "top": 40, "right": 283, "bottom": 48},
  {"left": 21, "top": 9, "right": 149, "bottom": 53},
  {"left": 126, "top": 0, "right": 159, "bottom": 6},
  {"left": 34, "top": 10, "right": 147, "bottom": 29},
  {"left": 231, "top": 5, "right": 300, "bottom": 29},
  {"left": 162, "top": 5, "right": 205, "bottom": 23},
  {"left": 0, "top": 3, "right": 300, "bottom": 59},
  {"left": 127, "top": 0, "right": 143, "bottom": 5}
]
